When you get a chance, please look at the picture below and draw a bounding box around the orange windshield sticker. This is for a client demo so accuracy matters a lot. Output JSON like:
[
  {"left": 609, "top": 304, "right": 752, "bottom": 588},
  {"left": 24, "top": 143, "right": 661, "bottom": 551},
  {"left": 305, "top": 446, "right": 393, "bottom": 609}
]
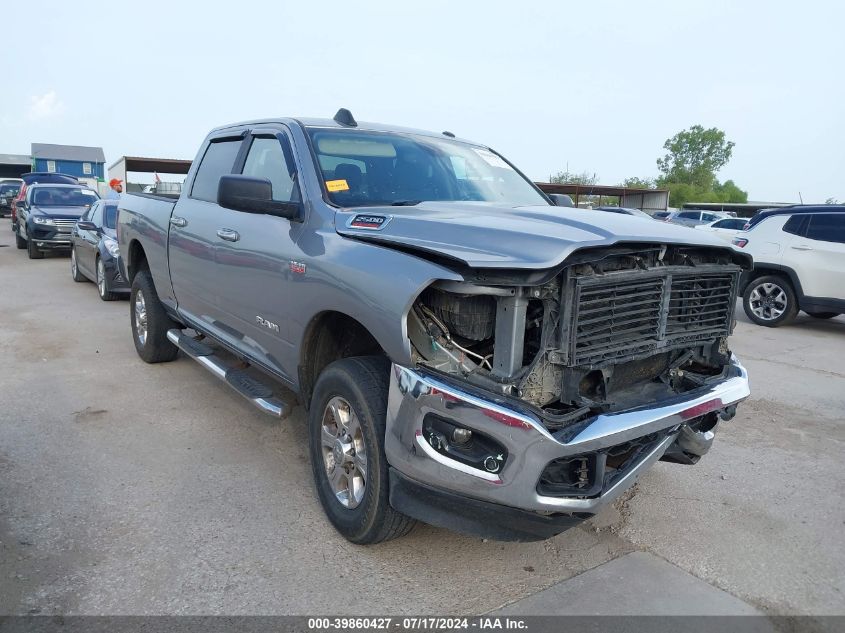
[{"left": 326, "top": 179, "right": 349, "bottom": 192}]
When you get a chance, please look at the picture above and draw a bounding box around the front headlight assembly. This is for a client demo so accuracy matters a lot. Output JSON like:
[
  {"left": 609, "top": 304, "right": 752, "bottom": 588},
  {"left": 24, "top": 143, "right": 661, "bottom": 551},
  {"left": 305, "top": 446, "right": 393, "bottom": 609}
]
[
  {"left": 103, "top": 237, "right": 120, "bottom": 257},
  {"left": 32, "top": 217, "right": 55, "bottom": 225}
]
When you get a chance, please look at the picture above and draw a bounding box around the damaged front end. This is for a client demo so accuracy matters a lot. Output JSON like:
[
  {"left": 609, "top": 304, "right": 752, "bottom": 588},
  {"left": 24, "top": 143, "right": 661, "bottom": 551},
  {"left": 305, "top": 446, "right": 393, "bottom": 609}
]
[{"left": 385, "top": 244, "right": 751, "bottom": 541}]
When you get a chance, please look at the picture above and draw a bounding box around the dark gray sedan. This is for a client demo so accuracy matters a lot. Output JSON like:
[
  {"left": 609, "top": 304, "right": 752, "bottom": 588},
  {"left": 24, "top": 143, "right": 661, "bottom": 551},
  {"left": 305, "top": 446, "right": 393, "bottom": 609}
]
[{"left": 70, "top": 200, "right": 129, "bottom": 300}]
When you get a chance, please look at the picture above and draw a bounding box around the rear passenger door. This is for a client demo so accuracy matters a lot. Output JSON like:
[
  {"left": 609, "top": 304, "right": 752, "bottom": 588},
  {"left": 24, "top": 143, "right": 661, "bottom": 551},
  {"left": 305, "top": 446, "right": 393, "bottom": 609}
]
[
  {"left": 210, "top": 128, "right": 304, "bottom": 381},
  {"left": 786, "top": 213, "right": 845, "bottom": 299},
  {"left": 168, "top": 134, "right": 244, "bottom": 330}
]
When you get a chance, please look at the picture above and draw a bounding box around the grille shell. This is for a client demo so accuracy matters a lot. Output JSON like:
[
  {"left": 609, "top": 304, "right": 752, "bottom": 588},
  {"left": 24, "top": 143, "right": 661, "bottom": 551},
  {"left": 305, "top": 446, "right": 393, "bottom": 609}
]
[{"left": 562, "top": 266, "right": 740, "bottom": 367}]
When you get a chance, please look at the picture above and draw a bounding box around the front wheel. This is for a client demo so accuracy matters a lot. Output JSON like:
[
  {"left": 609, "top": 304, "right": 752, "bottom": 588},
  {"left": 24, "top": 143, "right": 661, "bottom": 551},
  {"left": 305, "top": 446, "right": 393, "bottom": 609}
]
[
  {"left": 309, "top": 356, "right": 416, "bottom": 544},
  {"left": 96, "top": 257, "right": 119, "bottom": 301},
  {"left": 15, "top": 229, "right": 25, "bottom": 249},
  {"left": 130, "top": 269, "right": 179, "bottom": 363},
  {"left": 71, "top": 248, "right": 86, "bottom": 282},
  {"left": 743, "top": 275, "right": 798, "bottom": 327},
  {"left": 26, "top": 232, "right": 44, "bottom": 259}
]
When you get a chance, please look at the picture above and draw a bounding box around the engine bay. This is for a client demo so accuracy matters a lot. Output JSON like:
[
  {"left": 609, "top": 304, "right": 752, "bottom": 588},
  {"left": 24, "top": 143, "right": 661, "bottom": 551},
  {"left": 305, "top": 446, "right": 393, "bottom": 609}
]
[{"left": 408, "top": 244, "right": 747, "bottom": 429}]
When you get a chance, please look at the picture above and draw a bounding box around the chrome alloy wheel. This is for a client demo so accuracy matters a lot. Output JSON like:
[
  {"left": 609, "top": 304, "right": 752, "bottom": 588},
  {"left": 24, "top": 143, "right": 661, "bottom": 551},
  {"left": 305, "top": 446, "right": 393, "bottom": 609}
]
[
  {"left": 749, "top": 282, "right": 788, "bottom": 321},
  {"left": 97, "top": 259, "right": 106, "bottom": 297},
  {"left": 320, "top": 396, "right": 367, "bottom": 509},
  {"left": 134, "top": 289, "right": 148, "bottom": 346}
]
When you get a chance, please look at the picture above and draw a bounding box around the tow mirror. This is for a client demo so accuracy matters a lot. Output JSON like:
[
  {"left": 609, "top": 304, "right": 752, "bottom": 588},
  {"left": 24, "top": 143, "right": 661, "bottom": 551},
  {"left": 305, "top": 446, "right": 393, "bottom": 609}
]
[
  {"left": 217, "top": 175, "right": 301, "bottom": 220},
  {"left": 548, "top": 193, "right": 574, "bottom": 207},
  {"left": 76, "top": 221, "right": 97, "bottom": 231},
  {"left": 15, "top": 200, "right": 25, "bottom": 210}
]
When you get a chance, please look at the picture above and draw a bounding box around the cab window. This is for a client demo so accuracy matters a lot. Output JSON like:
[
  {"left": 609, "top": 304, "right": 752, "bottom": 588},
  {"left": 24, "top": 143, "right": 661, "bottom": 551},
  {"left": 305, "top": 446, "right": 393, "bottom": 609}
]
[
  {"left": 241, "top": 136, "right": 299, "bottom": 202},
  {"left": 190, "top": 138, "right": 243, "bottom": 203}
]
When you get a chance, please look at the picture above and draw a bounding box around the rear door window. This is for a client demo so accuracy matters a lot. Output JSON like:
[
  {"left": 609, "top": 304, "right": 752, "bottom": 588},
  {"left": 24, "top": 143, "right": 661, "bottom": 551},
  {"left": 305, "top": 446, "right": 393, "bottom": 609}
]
[
  {"left": 805, "top": 214, "right": 845, "bottom": 244},
  {"left": 190, "top": 139, "right": 243, "bottom": 203},
  {"left": 781, "top": 214, "right": 807, "bottom": 236},
  {"left": 678, "top": 211, "right": 699, "bottom": 220}
]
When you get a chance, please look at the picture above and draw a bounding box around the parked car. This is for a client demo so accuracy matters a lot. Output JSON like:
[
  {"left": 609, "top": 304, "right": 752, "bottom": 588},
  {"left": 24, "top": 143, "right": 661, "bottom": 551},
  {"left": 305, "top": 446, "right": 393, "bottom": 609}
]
[
  {"left": 669, "top": 209, "right": 733, "bottom": 228},
  {"left": 694, "top": 217, "right": 747, "bottom": 242},
  {"left": 11, "top": 172, "right": 79, "bottom": 233},
  {"left": 70, "top": 199, "right": 128, "bottom": 300},
  {"left": 118, "top": 110, "right": 751, "bottom": 544},
  {"left": 652, "top": 210, "right": 673, "bottom": 221},
  {"left": 15, "top": 183, "right": 99, "bottom": 259},
  {"left": 0, "top": 181, "right": 21, "bottom": 217},
  {"left": 594, "top": 205, "right": 652, "bottom": 219},
  {"left": 733, "top": 205, "right": 845, "bottom": 326}
]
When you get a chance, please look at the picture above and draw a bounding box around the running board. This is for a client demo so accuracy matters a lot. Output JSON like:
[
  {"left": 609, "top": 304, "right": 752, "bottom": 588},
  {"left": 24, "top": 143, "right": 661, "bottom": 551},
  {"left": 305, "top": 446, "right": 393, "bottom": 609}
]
[{"left": 166, "top": 329, "right": 290, "bottom": 419}]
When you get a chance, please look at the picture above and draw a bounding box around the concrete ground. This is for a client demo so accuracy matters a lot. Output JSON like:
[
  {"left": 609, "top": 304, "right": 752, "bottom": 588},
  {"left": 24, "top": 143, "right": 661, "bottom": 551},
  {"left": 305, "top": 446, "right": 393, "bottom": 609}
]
[{"left": 0, "top": 227, "right": 843, "bottom": 616}]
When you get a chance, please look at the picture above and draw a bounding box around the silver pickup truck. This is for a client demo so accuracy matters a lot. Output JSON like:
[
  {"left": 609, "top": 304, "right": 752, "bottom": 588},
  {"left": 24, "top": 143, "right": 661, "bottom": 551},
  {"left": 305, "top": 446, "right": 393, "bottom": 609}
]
[{"left": 117, "top": 110, "right": 751, "bottom": 543}]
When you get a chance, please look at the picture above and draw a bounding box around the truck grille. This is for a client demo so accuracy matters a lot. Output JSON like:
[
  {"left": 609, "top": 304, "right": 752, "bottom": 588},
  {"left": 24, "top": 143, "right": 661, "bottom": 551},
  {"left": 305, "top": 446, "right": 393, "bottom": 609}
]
[{"left": 564, "top": 268, "right": 739, "bottom": 366}]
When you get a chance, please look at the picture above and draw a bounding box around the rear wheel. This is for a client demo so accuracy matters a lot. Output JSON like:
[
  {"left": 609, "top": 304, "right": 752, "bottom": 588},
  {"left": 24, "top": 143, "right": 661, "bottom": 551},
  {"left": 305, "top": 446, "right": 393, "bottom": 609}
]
[
  {"left": 309, "top": 356, "right": 416, "bottom": 544},
  {"left": 15, "top": 230, "right": 25, "bottom": 249},
  {"left": 743, "top": 275, "right": 798, "bottom": 327},
  {"left": 71, "top": 248, "right": 86, "bottom": 282},
  {"left": 96, "top": 257, "right": 119, "bottom": 301},
  {"left": 806, "top": 311, "right": 840, "bottom": 319},
  {"left": 130, "top": 269, "right": 179, "bottom": 363}
]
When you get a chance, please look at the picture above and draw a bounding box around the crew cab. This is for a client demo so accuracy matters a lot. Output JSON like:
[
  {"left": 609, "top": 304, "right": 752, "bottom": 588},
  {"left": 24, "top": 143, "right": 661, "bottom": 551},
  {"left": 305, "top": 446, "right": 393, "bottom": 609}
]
[
  {"left": 117, "top": 110, "right": 752, "bottom": 543},
  {"left": 15, "top": 183, "right": 98, "bottom": 259}
]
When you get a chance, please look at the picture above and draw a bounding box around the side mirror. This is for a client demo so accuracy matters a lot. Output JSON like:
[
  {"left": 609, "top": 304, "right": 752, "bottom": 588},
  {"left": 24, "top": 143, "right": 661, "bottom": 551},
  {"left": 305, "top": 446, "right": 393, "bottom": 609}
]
[
  {"left": 15, "top": 200, "right": 25, "bottom": 210},
  {"left": 217, "top": 175, "right": 300, "bottom": 220},
  {"left": 548, "top": 193, "right": 574, "bottom": 207},
  {"left": 76, "top": 221, "right": 97, "bottom": 231}
]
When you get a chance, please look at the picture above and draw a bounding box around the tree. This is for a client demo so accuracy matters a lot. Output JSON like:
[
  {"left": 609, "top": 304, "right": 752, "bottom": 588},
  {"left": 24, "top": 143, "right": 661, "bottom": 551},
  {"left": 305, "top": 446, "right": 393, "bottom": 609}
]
[
  {"left": 713, "top": 180, "right": 748, "bottom": 203},
  {"left": 550, "top": 170, "right": 599, "bottom": 186},
  {"left": 620, "top": 176, "right": 656, "bottom": 189},
  {"left": 825, "top": 197, "right": 840, "bottom": 204},
  {"left": 656, "top": 125, "right": 735, "bottom": 189}
]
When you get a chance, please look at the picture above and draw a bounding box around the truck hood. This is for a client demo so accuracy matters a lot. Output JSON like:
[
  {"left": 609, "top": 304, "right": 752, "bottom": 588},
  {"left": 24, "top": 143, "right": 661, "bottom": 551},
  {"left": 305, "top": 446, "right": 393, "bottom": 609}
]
[{"left": 335, "top": 202, "right": 738, "bottom": 270}]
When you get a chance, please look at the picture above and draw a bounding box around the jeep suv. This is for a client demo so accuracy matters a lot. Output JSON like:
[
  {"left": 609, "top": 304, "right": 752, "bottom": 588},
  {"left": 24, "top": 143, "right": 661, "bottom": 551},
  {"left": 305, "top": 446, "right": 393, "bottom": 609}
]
[{"left": 733, "top": 206, "right": 845, "bottom": 326}]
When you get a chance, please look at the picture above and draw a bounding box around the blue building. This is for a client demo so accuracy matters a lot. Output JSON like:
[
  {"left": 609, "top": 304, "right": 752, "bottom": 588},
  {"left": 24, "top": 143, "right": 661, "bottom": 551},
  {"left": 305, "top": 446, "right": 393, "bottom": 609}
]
[{"left": 30, "top": 143, "right": 106, "bottom": 182}]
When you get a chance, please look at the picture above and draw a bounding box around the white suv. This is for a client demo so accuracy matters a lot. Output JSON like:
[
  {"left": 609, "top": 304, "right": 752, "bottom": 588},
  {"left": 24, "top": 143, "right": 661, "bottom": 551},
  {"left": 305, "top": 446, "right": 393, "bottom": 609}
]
[{"left": 733, "top": 206, "right": 845, "bottom": 326}]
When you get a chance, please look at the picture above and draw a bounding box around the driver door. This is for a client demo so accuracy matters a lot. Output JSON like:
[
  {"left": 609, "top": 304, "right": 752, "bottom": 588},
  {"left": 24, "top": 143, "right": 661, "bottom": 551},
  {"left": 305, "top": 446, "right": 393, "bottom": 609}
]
[{"left": 210, "top": 128, "right": 304, "bottom": 381}]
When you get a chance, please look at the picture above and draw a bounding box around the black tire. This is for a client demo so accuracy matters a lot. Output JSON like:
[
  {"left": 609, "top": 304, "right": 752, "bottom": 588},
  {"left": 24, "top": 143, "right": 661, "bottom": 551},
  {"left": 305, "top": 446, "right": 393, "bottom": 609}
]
[
  {"left": 96, "top": 256, "right": 119, "bottom": 301},
  {"left": 742, "top": 275, "right": 798, "bottom": 327},
  {"left": 806, "top": 311, "right": 840, "bottom": 319},
  {"left": 27, "top": 234, "right": 44, "bottom": 259},
  {"left": 309, "top": 356, "right": 416, "bottom": 544},
  {"left": 15, "top": 230, "right": 25, "bottom": 249},
  {"left": 70, "top": 247, "right": 86, "bottom": 282},
  {"left": 130, "top": 269, "right": 179, "bottom": 363}
]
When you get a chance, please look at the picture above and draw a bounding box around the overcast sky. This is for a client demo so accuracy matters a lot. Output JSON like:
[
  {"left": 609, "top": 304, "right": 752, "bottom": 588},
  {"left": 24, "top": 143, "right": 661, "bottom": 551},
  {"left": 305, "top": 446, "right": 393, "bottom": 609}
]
[{"left": 3, "top": 0, "right": 842, "bottom": 201}]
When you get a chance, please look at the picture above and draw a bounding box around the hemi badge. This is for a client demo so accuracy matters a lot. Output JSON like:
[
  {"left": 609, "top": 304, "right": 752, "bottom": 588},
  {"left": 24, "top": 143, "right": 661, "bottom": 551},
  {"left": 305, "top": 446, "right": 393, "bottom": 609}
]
[
  {"left": 349, "top": 214, "right": 390, "bottom": 230},
  {"left": 289, "top": 261, "right": 306, "bottom": 274}
]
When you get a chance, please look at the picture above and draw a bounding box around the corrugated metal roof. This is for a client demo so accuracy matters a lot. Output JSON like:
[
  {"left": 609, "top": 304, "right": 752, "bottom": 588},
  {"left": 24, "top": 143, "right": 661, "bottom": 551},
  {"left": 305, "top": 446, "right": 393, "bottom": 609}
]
[
  {"left": 31, "top": 143, "right": 105, "bottom": 163},
  {"left": 0, "top": 153, "right": 31, "bottom": 166}
]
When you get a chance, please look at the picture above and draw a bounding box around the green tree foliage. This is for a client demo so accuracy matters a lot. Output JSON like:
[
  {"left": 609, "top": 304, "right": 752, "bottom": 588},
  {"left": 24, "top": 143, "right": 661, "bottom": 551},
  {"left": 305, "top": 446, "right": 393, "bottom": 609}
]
[
  {"left": 660, "top": 179, "right": 748, "bottom": 208},
  {"left": 620, "top": 176, "right": 656, "bottom": 189},
  {"left": 550, "top": 170, "right": 599, "bottom": 186},
  {"left": 656, "top": 125, "right": 735, "bottom": 189}
]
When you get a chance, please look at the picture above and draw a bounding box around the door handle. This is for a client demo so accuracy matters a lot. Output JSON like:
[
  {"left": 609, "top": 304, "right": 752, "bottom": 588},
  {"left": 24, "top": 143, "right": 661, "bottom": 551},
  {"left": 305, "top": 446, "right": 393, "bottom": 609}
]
[
  {"left": 216, "top": 228, "right": 240, "bottom": 242},
  {"left": 170, "top": 216, "right": 188, "bottom": 228},
  {"left": 790, "top": 245, "right": 812, "bottom": 251}
]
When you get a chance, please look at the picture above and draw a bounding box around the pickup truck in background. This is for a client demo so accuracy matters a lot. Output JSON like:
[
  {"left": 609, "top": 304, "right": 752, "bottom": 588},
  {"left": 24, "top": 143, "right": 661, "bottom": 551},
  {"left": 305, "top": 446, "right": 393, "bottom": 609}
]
[{"left": 117, "top": 110, "right": 752, "bottom": 544}]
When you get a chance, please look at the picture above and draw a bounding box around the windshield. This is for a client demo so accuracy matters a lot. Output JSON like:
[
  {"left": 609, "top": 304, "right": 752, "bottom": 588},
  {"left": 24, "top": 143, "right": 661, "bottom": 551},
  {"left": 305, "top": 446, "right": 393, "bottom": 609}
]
[
  {"left": 31, "top": 187, "right": 98, "bottom": 207},
  {"left": 103, "top": 203, "right": 118, "bottom": 229},
  {"left": 306, "top": 128, "right": 549, "bottom": 208},
  {"left": 0, "top": 185, "right": 19, "bottom": 197}
]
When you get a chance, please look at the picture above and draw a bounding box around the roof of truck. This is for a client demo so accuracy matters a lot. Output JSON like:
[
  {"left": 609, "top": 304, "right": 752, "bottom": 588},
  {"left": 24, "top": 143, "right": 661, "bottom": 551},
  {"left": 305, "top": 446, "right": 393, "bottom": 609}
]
[{"left": 211, "top": 116, "right": 483, "bottom": 146}]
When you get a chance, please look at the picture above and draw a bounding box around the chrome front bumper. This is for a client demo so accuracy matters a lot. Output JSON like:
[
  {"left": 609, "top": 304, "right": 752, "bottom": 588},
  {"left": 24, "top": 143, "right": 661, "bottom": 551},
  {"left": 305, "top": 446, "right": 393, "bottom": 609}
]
[{"left": 385, "top": 355, "right": 750, "bottom": 514}]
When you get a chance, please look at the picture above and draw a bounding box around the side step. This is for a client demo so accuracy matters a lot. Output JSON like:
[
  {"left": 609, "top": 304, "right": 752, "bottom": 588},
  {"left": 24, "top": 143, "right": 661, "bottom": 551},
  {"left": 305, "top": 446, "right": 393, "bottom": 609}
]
[{"left": 166, "top": 329, "right": 290, "bottom": 419}]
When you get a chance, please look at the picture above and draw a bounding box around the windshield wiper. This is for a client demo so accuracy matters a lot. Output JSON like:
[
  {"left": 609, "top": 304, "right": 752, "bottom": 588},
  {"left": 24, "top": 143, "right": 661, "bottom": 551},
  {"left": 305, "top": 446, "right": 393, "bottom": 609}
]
[{"left": 390, "top": 200, "right": 423, "bottom": 206}]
